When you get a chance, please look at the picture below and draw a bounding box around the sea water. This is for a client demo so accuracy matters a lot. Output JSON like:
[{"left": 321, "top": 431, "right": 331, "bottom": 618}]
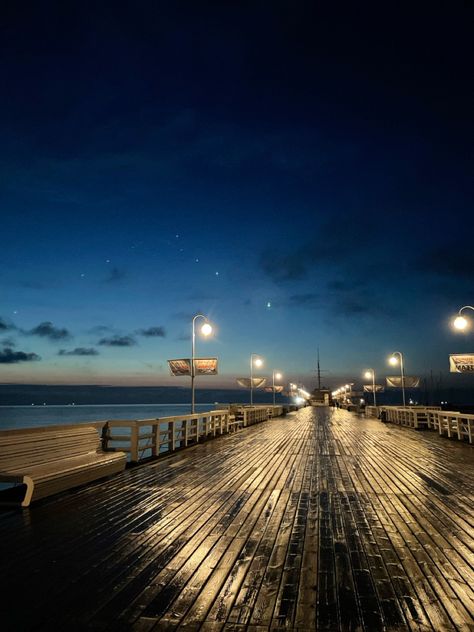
[{"left": 0, "top": 403, "right": 221, "bottom": 431}]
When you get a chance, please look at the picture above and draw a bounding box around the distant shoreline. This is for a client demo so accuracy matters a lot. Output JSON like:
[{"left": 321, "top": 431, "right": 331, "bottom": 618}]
[
  {"left": 1, "top": 383, "right": 473, "bottom": 408},
  {"left": 0, "top": 384, "right": 282, "bottom": 407}
]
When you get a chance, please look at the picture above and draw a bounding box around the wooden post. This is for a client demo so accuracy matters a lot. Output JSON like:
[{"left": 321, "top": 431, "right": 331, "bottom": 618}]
[
  {"left": 130, "top": 424, "right": 139, "bottom": 463},
  {"left": 151, "top": 423, "right": 158, "bottom": 457},
  {"left": 169, "top": 421, "right": 175, "bottom": 451},
  {"left": 100, "top": 422, "right": 110, "bottom": 451}
]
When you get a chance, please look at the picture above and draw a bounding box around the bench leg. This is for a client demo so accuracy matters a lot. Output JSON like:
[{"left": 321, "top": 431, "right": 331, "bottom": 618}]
[{"left": 21, "top": 476, "right": 34, "bottom": 508}]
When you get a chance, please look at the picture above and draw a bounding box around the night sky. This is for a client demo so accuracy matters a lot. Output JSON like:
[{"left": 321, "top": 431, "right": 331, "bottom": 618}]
[{"left": 1, "top": 2, "right": 473, "bottom": 390}]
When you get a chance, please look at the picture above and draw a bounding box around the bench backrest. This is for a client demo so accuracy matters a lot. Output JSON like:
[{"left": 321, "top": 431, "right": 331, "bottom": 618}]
[{"left": 0, "top": 426, "right": 100, "bottom": 472}]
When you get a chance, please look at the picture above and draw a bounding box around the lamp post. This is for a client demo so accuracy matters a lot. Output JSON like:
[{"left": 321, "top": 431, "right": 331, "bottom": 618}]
[
  {"left": 191, "top": 314, "right": 213, "bottom": 413},
  {"left": 452, "top": 305, "right": 474, "bottom": 331},
  {"left": 272, "top": 370, "right": 282, "bottom": 405},
  {"left": 250, "top": 354, "right": 264, "bottom": 405},
  {"left": 345, "top": 383, "right": 351, "bottom": 403},
  {"left": 389, "top": 351, "right": 405, "bottom": 407},
  {"left": 364, "top": 369, "right": 377, "bottom": 406}
]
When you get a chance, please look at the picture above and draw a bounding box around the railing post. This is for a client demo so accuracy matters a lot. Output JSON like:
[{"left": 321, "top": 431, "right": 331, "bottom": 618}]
[
  {"left": 130, "top": 423, "right": 139, "bottom": 463},
  {"left": 169, "top": 420, "right": 175, "bottom": 451},
  {"left": 100, "top": 422, "right": 110, "bottom": 451},
  {"left": 151, "top": 422, "right": 159, "bottom": 457}
]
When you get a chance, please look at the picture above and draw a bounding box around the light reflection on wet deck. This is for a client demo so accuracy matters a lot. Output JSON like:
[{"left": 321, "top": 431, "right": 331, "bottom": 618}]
[{"left": 0, "top": 407, "right": 473, "bottom": 631}]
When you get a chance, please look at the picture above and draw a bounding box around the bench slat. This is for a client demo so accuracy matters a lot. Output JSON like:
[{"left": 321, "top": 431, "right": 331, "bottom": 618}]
[{"left": 0, "top": 426, "right": 126, "bottom": 507}]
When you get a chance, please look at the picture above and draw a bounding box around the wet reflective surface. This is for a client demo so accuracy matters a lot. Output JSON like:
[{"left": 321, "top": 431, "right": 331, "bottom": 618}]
[{"left": 0, "top": 407, "right": 473, "bottom": 630}]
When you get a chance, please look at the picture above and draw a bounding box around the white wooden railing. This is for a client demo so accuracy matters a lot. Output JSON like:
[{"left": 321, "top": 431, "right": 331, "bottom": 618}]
[
  {"left": 364, "top": 405, "right": 472, "bottom": 444},
  {"left": 229, "top": 405, "right": 284, "bottom": 427},
  {"left": 426, "top": 410, "right": 474, "bottom": 443},
  {"left": 101, "top": 409, "right": 239, "bottom": 462},
  {"left": 0, "top": 406, "right": 288, "bottom": 467}
]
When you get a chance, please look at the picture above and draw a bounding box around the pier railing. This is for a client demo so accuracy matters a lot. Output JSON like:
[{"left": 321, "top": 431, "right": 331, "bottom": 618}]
[
  {"left": 102, "top": 405, "right": 285, "bottom": 462},
  {"left": 366, "top": 405, "right": 441, "bottom": 423},
  {"left": 365, "top": 405, "right": 473, "bottom": 443},
  {"left": 102, "top": 409, "right": 236, "bottom": 462},
  {"left": 426, "top": 410, "right": 474, "bottom": 443},
  {"left": 230, "top": 405, "right": 284, "bottom": 427},
  {"left": 0, "top": 406, "right": 287, "bottom": 467}
]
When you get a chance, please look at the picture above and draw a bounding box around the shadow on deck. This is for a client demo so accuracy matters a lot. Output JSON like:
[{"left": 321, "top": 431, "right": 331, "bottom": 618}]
[{"left": 0, "top": 407, "right": 473, "bottom": 631}]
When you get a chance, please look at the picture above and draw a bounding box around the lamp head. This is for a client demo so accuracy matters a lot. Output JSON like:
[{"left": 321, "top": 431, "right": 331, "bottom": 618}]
[
  {"left": 274, "top": 371, "right": 282, "bottom": 380},
  {"left": 453, "top": 315, "right": 468, "bottom": 331},
  {"left": 201, "top": 322, "right": 213, "bottom": 336},
  {"left": 389, "top": 355, "right": 398, "bottom": 366},
  {"left": 364, "top": 371, "right": 373, "bottom": 379},
  {"left": 254, "top": 357, "right": 263, "bottom": 368}
]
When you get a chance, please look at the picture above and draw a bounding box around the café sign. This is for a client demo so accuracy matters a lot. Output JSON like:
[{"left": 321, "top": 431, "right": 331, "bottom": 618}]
[
  {"left": 168, "top": 357, "right": 218, "bottom": 376},
  {"left": 449, "top": 354, "right": 474, "bottom": 373}
]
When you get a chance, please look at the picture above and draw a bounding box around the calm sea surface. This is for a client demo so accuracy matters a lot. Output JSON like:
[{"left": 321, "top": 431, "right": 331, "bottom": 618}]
[{"left": 0, "top": 403, "right": 221, "bottom": 431}]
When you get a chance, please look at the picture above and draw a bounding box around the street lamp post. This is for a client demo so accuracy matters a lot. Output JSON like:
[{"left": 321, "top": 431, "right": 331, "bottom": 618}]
[
  {"left": 345, "top": 384, "right": 351, "bottom": 403},
  {"left": 191, "top": 314, "right": 213, "bottom": 413},
  {"left": 389, "top": 351, "right": 406, "bottom": 407},
  {"left": 272, "top": 370, "right": 282, "bottom": 405},
  {"left": 364, "top": 369, "right": 377, "bottom": 406},
  {"left": 452, "top": 305, "right": 474, "bottom": 331},
  {"left": 250, "top": 353, "right": 263, "bottom": 406}
]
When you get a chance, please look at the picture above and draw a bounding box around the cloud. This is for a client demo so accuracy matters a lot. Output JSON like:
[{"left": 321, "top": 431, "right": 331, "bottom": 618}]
[
  {"left": 19, "top": 281, "right": 46, "bottom": 289},
  {"left": 1, "top": 337, "right": 16, "bottom": 347},
  {"left": 176, "top": 333, "right": 191, "bottom": 341},
  {"left": 87, "top": 325, "right": 115, "bottom": 335},
  {"left": 417, "top": 245, "right": 474, "bottom": 281},
  {"left": 104, "top": 267, "right": 126, "bottom": 283},
  {"left": 288, "top": 293, "right": 320, "bottom": 307},
  {"left": 259, "top": 215, "right": 380, "bottom": 284},
  {"left": 0, "top": 348, "right": 41, "bottom": 363},
  {"left": 172, "top": 311, "right": 196, "bottom": 321},
  {"left": 58, "top": 347, "right": 99, "bottom": 356},
  {"left": 98, "top": 335, "right": 137, "bottom": 347},
  {"left": 0, "top": 317, "right": 16, "bottom": 332},
  {"left": 136, "top": 326, "right": 166, "bottom": 338},
  {"left": 27, "top": 321, "right": 71, "bottom": 341},
  {"left": 259, "top": 246, "right": 310, "bottom": 282}
]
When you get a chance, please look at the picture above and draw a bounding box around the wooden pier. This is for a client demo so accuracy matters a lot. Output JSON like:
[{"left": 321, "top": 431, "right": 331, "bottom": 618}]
[{"left": 0, "top": 407, "right": 473, "bottom": 631}]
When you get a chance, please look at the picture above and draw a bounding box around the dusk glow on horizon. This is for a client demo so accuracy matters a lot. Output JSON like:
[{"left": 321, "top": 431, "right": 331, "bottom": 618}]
[{"left": 1, "top": 3, "right": 473, "bottom": 391}]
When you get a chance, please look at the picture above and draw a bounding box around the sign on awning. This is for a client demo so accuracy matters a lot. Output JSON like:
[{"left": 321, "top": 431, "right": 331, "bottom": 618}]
[
  {"left": 168, "top": 358, "right": 218, "bottom": 376},
  {"left": 386, "top": 376, "right": 421, "bottom": 388},
  {"left": 194, "top": 358, "right": 218, "bottom": 375},
  {"left": 449, "top": 354, "right": 474, "bottom": 373},
  {"left": 363, "top": 384, "right": 385, "bottom": 393},
  {"left": 168, "top": 359, "right": 192, "bottom": 376},
  {"left": 236, "top": 377, "right": 266, "bottom": 388}
]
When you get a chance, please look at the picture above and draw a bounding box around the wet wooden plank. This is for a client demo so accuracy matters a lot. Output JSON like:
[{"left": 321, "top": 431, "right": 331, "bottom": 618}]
[{"left": 0, "top": 407, "right": 473, "bottom": 631}]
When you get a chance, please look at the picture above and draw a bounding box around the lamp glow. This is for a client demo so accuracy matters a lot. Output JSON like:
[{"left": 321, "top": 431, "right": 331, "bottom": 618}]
[
  {"left": 388, "top": 351, "right": 406, "bottom": 406},
  {"left": 250, "top": 353, "right": 264, "bottom": 405},
  {"left": 191, "top": 315, "right": 214, "bottom": 413},
  {"left": 452, "top": 306, "right": 474, "bottom": 332},
  {"left": 364, "top": 368, "right": 377, "bottom": 405},
  {"left": 453, "top": 316, "right": 468, "bottom": 331},
  {"left": 201, "top": 322, "right": 213, "bottom": 336}
]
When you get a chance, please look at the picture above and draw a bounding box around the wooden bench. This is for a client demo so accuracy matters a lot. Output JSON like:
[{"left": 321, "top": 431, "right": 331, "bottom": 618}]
[{"left": 0, "top": 425, "right": 127, "bottom": 507}]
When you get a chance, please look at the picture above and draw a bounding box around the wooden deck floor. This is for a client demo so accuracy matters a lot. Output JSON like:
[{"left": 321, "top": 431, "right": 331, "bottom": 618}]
[{"left": 1, "top": 407, "right": 473, "bottom": 631}]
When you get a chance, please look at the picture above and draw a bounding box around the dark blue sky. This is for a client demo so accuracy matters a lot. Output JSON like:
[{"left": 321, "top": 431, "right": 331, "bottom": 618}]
[{"left": 1, "top": 1, "right": 473, "bottom": 389}]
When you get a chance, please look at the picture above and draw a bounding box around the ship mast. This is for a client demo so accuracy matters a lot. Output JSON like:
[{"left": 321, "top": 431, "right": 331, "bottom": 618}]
[{"left": 317, "top": 347, "right": 321, "bottom": 390}]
